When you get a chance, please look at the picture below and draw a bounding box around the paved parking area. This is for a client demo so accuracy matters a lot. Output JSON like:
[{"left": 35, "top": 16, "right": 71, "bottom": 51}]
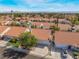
[
  {"left": 0, "top": 48, "right": 51, "bottom": 59},
  {"left": 0, "top": 40, "right": 8, "bottom": 48},
  {"left": 0, "top": 46, "right": 75, "bottom": 59},
  {"left": 67, "top": 54, "right": 74, "bottom": 59}
]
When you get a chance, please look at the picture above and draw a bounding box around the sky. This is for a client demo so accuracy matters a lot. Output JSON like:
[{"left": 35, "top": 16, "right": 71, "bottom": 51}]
[{"left": 0, "top": 0, "right": 79, "bottom": 12}]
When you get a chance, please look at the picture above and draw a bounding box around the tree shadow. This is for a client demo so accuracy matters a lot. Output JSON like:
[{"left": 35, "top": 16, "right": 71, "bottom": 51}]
[
  {"left": 2, "top": 48, "right": 29, "bottom": 59},
  {"left": 36, "top": 43, "right": 48, "bottom": 48}
]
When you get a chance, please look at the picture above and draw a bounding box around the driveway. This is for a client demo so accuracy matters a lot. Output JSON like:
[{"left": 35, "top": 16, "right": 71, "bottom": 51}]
[
  {"left": 0, "top": 46, "right": 74, "bottom": 59},
  {"left": 0, "top": 40, "right": 8, "bottom": 48},
  {"left": 0, "top": 48, "right": 50, "bottom": 59}
]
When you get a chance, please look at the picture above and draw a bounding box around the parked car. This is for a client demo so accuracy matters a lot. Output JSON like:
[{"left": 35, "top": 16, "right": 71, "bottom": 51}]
[
  {"left": 61, "top": 49, "right": 67, "bottom": 59},
  {"left": 1, "top": 35, "right": 12, "bottom": 41}
]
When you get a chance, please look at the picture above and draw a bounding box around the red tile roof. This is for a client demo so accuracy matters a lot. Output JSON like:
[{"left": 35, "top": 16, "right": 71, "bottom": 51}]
[
  {"left": 0, "top": 26, "right": 8, "bottom": 33},
  {"left": 32, "top": 22, "right": 52, "bottom": 27},
  {"left": 32, "top": 29, "right": 50, "bottom": 40},
  {"left": 0, "top": 25, "right": 79, "bottom": 46},
  {"left": 55, "top": 31, "right": 79, "bottom": 46},
  {"left": 5, "top": 26, "right": 26, "bottom": 37}
]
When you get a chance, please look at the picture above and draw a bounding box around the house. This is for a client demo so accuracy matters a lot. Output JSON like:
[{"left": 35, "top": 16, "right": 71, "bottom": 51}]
[
  {"left": 32, "top": 22, "right": 52, "bottom": 29},
  {"left": 31, "top": 29, "right": 79, "bottom": 48},
  {"left": 4, "top": 27, "right": 51, "bottom": 45},
  {"left": 5, "top": 26, "right": 27, "bottom": 37},
  {"left": 31, "top": 29, "right": 50, "bottom": 45},
  {"left": 55, "top": 31, "right": 79, "bottom": 48},
  {"left": 58, "top": 24, "right": 71, "bottom": 31},
  {"left": 0, "top": 26, "right": 10, "bottom": 39},
  {"left": 0, "top": 26, "right": 79, "bottom": 48},
  {"left": 0, "top": 26, "right": 8, "bottom": 35}
]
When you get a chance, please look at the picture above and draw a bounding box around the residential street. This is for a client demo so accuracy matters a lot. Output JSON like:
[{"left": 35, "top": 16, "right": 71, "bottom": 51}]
[
  {"left": 0, "top": 45, "right": 75, "bottom": 59},
  {"left": 0, "top": 48, "right": 51, "bottom": 59}
]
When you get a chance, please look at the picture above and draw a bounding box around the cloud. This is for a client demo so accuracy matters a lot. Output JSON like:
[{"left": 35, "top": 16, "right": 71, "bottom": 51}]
[
  {"left": 0, "top": 5, "right": 28, "bottom": 12},
  {"left": 25, "top": 0, "right": 45, "bottom": 3},
  {"left": 0, "top": 0, "right": 79, "bottom": 12}
]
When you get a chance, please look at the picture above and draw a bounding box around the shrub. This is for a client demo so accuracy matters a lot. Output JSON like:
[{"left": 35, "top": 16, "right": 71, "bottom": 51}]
[
  {"left": 31, "top": 25, "right": 37, "bottom": 28},
  {"left": 75, "top": 21, "right": 79, "bottom": 25},
  {"left": 9, "top": 32, "right": 37, "bottom": 49},
  {"left": 50, "top": 26, "right": 60, "bottom": 31},
  {"left": 19, "top": 32, "right": 37, "bottom": 49},
  {"left": 41, "top": 20, "right": 46, "bottom": 22},
  {"left": 72, "top": 51, "right": 79, "bottom": 56},
  {"left": 76, "top": 30, "right": 79, "bottom": 32},
  {"left": 9, "top": 38, "right": 20, "bottom": 47},
  {"left": 10, "top": 21, "right": 21, "bottom": 26},
  {"left": 40, "top": 26, "right": 44, "bottom": 29}
]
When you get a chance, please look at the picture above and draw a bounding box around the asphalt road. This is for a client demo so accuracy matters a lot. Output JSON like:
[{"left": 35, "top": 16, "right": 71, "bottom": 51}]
[{"left": 0, "top": 48, "right": 50, "bottom": 59}]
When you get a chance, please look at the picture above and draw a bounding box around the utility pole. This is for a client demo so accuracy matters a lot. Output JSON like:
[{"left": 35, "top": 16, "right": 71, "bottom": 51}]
[
  {"left": 48, "top": 28, "right": 56, "bottom": 56},
  {"left": 48, "top": 38, "right": 52, "bottom": 56},
  {"left": 11, "top": 10, "right": 13, "bottom": 20}
]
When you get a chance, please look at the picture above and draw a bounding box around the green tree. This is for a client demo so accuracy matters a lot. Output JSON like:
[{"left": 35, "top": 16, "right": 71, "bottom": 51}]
[
  {"left": 9, "top": 32, "right": 37, "bottom": 49},
  {"left": 50, "top": 25, "right": 60, "bottom": 31},
  {"left": 19, "top": 32, "right": 37, "bottom": 48},
  {"left": 9, "top": 37, "right": 20, "bottom": 47}
]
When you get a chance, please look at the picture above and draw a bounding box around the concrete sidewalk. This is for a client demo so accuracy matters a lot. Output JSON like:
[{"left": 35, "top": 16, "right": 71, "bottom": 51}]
[
  {"left": 5, "top": 46, "right": 74, "bottom": 59},
  {"left": 29, "top": 47, "right": 61, "bottom": 59},
  {"left": 29, "top": 47, "right": 74, "bottom": 59},
  {"left": 29, "top": 47, "right": 48, "bottom": 57},
  {"left": 67, "top": 54, "right": 74, "bottom": 59},
  {"left": 0, "top": 40, "right": 8, "bottom": 48}
]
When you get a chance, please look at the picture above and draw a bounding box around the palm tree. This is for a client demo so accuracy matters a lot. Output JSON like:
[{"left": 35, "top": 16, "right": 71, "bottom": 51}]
[
  {"left": 53, "top": 14, "right": 59, "bottom": 27},
  {"left": 11, "top": 10, "right": 14, "bottom": 20},
  {"left": 68, "top": 15, "right": 77, "bottom": 32},
  {"left": 48, "top": 25, "right": 56, "bottom": 55},
  {"left": 51, "top": 30, "right": 55, "bottom": 48}
]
